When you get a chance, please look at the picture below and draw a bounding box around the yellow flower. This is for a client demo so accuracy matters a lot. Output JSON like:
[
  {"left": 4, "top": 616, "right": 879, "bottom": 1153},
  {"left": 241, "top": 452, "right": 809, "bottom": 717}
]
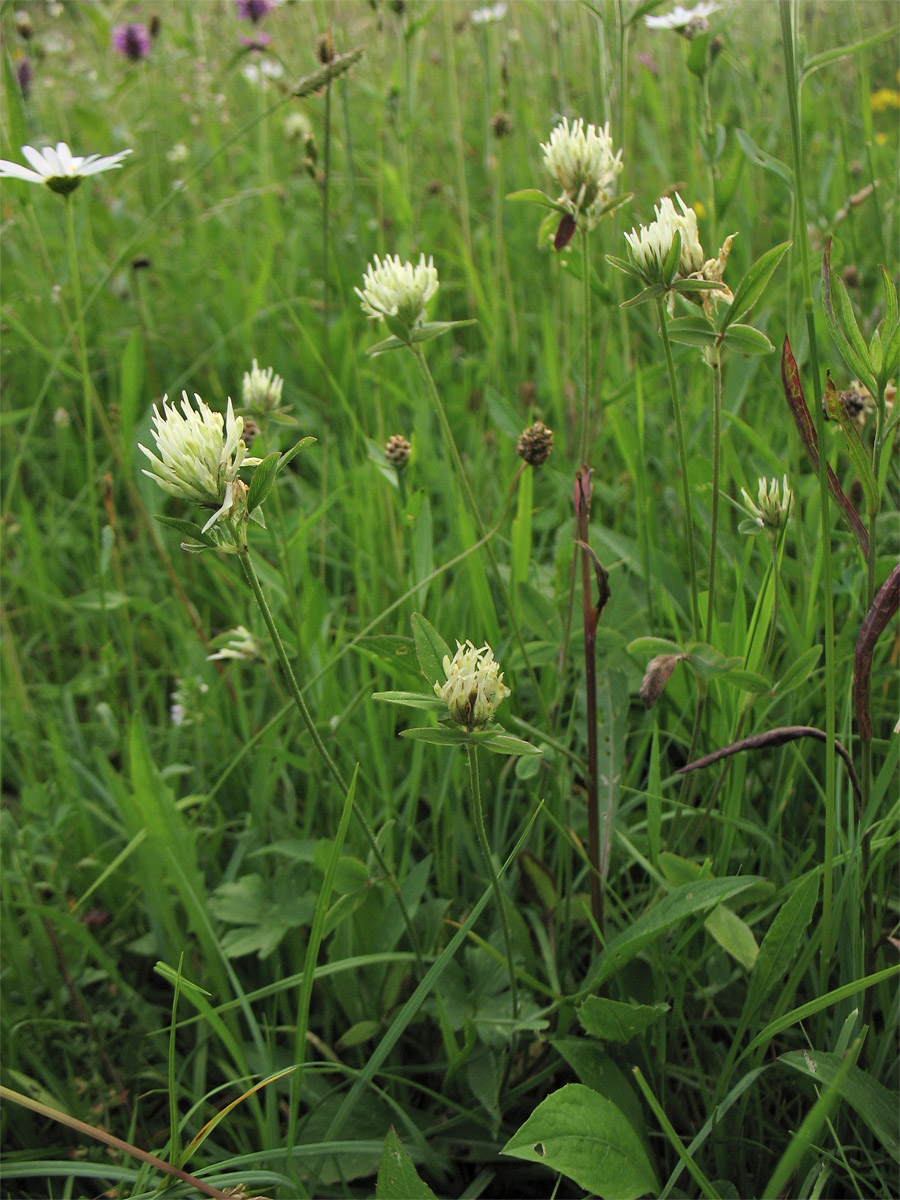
[{"left": 870, "top": 88, "right": 900, "bottom": 113}]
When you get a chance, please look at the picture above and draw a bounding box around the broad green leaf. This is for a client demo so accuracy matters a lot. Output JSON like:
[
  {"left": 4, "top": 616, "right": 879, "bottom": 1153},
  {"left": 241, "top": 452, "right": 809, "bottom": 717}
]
[
  {"left": 687, "top": 30, "right": 711, "bottom": 77},
  {"left": 579, "top": 877, "right": 763, "bottom": 993},
  {"left": 718, "top": 242, "right": 791, "bottom": 332},
  {"left": 665, "top": 316, "right": 719, "bottom": 348},
  {"left": 246, "top": 451, "right": 280, "bottom": 513},
  {"left": 628, "top": 636, "right": 683, "bottom": 657},
  {"left": 734, "top": 128, "right": 793, "bottom": 189},
  {"left": 742, "top": 871, "right": 818, "bottom": 1026},
  {"left": 685, "top": 642, "right": 744, "bottom": 682},
  {"left": 779, "top": 1050, "right": 900, "bottom": 1163},
  {"left": 552, "top": 1039, "right": 652, "bottom": 1157},
  {"left": 372, "top": 690, "right": 446, "bottom": 712},
  {"left": 376, "top": 1128, "right": 437, "bottom": 1200},
  {"left": 502, "top": 1084, "right": 659, "bottom": 1200},
  {"left": 880, "top": 264, "right": 899, "bottom": 338},
  {"left": 719, "top": 324, "right": 775, "bottom": 355},
  {"left": 772, "top": 644, "right": 822, "bottom": 695},
  {"left": 578, "top": 996, "right": 669, "bottom": 1043},
  {"left": 337, "top": 1020, "right": 381, "bottom": 1051},
  {"left": 411, "top": 613, "right": 451, "bottom": 684}
]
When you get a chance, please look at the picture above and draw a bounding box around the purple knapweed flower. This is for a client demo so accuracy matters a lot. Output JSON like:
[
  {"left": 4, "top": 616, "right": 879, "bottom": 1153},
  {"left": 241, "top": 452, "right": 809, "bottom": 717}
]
[
  {"left": 241, "top": 31, "right": 273, "bottom": 49},
  {"left": 235, "top": 0, "right": 276, "bottom": 22},
  {"left": 112, "top": 22, "right": 151, "bottom": 62}
]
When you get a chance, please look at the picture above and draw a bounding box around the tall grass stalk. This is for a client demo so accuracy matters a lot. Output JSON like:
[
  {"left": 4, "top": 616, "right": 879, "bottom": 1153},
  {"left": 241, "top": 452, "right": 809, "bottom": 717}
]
[{"left": 779, "top": 0, "right": 837, "bottom": 986}]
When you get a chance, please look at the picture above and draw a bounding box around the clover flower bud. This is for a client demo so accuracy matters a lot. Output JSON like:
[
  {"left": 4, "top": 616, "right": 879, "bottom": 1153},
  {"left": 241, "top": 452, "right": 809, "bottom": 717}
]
[
  {"left": 242, "top": 358, "right": 284, "bottom": 414},
  {"left": 741, "top": 475, "right": 792, "bottom": 536},
  {"left": 385, "top": 433, "right": 411, "bottom": 468}
]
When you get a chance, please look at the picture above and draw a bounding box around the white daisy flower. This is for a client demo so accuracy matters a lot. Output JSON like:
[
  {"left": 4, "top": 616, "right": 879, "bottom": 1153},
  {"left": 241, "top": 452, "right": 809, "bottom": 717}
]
[
  {"left": 540, "top": 117, "right": 623, "bottom": 227},
  {"left": 356, "top": 253, "right": 439, "bottom": 331},
  {"left": 0, "top": 141, "right": 131, "bottom": 195},
  {"left": 434, "top": 640, "right": 511, "bottom": 730},
  {"left": 645, "top": 2, "right": 720, "bottom": 31},
  {"left": 139, "top": 391, "right": 261, "bottom": 533}
]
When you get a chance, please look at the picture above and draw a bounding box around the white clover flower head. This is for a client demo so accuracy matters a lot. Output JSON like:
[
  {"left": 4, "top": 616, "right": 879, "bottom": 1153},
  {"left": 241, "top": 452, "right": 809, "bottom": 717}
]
[
  {"left": 645, "top": 2, "right": 720, "bottom": 31},
  {"left": 741, "top": 475, "right": 792, "bottom": 534},
  {"left": 138, "top": 391, "right": 261, "bottom": 533},
  {"left": 207, "top": 625, "right": 264, "bottom": 662},
  {"left": 356, "top": 253, "right": 439, "bottom": 331},
  {"left": 434, "top": 639, "right": 511, "bottom": 730},
  {"left": 242, "top": 358, "right": 284, "bottom": 412},
  {"left": 471, "top": 2, "right": 508, "bottom": 25},
  {"left": 541, "top": 118, "right": 623, "bottom": 226},
  {"left": 0, "top": 141, "right": 132, "bottom": 196},
  {"left": 624, "top": 192, "right": 705, "bottom": 283}
]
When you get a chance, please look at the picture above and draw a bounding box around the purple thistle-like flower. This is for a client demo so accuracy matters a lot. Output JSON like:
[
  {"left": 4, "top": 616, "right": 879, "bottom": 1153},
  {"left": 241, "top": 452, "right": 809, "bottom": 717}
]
[
  {"left": 240, "top": 31, "right": 273, "bottom": 49},
  {"left": 112, "top": 22, "right": 152, "bottom": 62},
  {"left": 16, "top": 58, "right": 34, "bottom": 99},
  {"left": 235, "top": 0, "right": 276, "bottom": 22}
]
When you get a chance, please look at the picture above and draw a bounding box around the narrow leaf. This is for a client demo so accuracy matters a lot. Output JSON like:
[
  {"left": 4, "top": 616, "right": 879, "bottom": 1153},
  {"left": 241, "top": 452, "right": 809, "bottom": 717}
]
[
  {"left": 277, "top": 435, "right": 316, "bottom": 473},
  {"left": 719, "top": 242, "right": 791, "bottom": 332},
  {"left": 399, "top": 727, "right": 470, "bottom": 746},
  {"left": 719, "top": 324, "right": 775, "bottom": 355},
  {"left": 780, "top": 337, "right": 869, "bottom": 557},
  {"left": 411, "top": 613, "right": 451, "bottom": 683},
  {"left": 505, "top": 188, "right": 570, "bottom": 214},
  {"left": 743, "top": 872, "right": 818, "bottom": 1025},
  {"left": 821, "top": 239, "right": 877, "bottom": 397},
  {"left": 372, "top": 691, "right": 446, "bottom": 712},
  {"left": 734, "top": 128, "right": 793, "bottom": 189},
  {"left": 773, "top": 644, "right": 822, "bottom": 696}
]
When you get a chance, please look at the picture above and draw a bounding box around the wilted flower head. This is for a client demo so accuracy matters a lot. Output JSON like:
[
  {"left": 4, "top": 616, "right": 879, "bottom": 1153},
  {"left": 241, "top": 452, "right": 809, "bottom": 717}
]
[
  {"left": 356, "top": 253, "right": 439, "bottom": 331},
  {"left": 516, "top": 420, "right": 554, "bottom": 467},
  {"left": 138, "top": 391, "right": 260, "bottom": 533},
  {"left": 434, "top": 640, "right": 511, "bottom": 730},
  {"left": 624, "top": 192, "right": 704, "bottom": 282},
  {"left": 741, "top": 475, "right": 792, "bottom": 535},
  {"left": 645, "top": 2, "right": 719, "bottom": 35},
  {"left": 243, "top": 358, "right": 284, "bottom": 412},
  {"left": 0, "top": 141, "right": 132, "bottom": 195},
  {"left": 541, "top": 117, "right": 623, "bottom": 227},
  {"left": 112, "top": 22, "right": 152, "bottom": 61}
]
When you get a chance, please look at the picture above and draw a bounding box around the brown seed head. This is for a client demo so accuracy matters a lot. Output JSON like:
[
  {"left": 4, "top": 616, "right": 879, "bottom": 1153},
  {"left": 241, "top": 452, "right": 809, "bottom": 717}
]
[
  {"left": 316, "top": 31, "right": 335, "bottom": 63},
  {"left": 491, "top": 111, "right": 513, "bottom": 138},
  {"left": 516, "top": 420, "right": 554, "bottom": 467}
]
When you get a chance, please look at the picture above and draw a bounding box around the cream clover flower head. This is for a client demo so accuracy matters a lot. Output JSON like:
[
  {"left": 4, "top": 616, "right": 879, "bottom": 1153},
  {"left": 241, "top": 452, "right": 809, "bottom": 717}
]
[
  {"left": 741, "top": 475, "right": 792, "bottom": 534},
  {"left": 0, "top": 141, "right": 131, "bottom": 196},
  {"left": 624, "top": 192, "right": 704, "bottom": 282},
  {"left": 434, "top": 639, "right": 511, "bottom": 730},
  {"left": 356, "top": 253, "right": 439, "bottom": 331},
  {"left": 207, "top": 625, "right": 264, "bottom": 662},
  {"left": 139, "top": 391, "right": 261, "bottom": 533},
  {"left": 242, "top": 358, "right": 284, "bottom": 412},
  {"left": 541, "top": 117, "right": 623, "bottom": 227}
]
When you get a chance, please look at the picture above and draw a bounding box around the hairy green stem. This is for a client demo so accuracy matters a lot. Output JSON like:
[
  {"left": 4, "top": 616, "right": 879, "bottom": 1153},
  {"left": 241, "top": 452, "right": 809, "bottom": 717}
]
[
  {"left": 656, "top": 298, "right": 701, "bottom": 641},
  {"left": 780, "top": 0, "right": 837, "bottom": 989},
  {"left": 238, "top": 546, "right": 424, "bottom": 971},
  {"left": 466, "top": 743, "right": 518, "bottom": 1019},
  {"left": 705, "top": 350, "right": 723, "bottom": 637}
]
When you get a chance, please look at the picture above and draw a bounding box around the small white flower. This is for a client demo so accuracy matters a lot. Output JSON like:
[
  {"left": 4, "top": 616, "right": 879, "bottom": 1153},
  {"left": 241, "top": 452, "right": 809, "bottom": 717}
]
[
  {"left": 645, "top": 2, "right": 720, "bottom": 31},
  {"left": 242, "top": 358, "right": 284, "bottom": 412},
  {"left": 624, "top": 192, "right": 704, "bottom": 282},
  {"left": 240, "top": 58, "right": 284, "bottom": 88},
  {"left": 138, "top": 391, "right": 261, "bottom": 533},
  {"left": 434, "top": 639, "right": 511, "bottom": 730},
  {"left": 207, "top": 625, "right": 264, "bottom": 662},
  {"left": 540, "top": 117, "right": 623, "bottom": 227},
  {"left": 0, "top": 141, "right": 132, "bottom": 195},
  {"left": 170, "top": 677, "right": 208, "bottom": 727},
  {"left": 356, "top": 253, "right": 439, "bottom": 331},
  {"left": 471, "top": 2, "right": 507, "bottom": 25},
  {"left": 741, "top": 475, "right": 792, "bottom": 534},
  {"left": 166, "top": 142, "right": 189, "bottom": 164}
]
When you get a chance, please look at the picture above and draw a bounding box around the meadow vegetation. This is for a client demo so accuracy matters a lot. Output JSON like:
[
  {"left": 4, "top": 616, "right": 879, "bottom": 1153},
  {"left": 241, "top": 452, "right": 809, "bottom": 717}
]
[{"left": 1, "top": 1, "right": 898, "bottom": 1197}]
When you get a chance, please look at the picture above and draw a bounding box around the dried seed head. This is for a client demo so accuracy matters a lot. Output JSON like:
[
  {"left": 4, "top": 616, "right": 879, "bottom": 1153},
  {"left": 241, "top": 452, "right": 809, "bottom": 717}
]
[
  {"left": 385, "top": 433, "right": 411, "bottom": 468},
  {"left": 491, "top": 111, "right": 513, "bottom": 138},
  {"left": 316, "top": 31, "right": 335, "bottom": 63},
  {"left": 516, "top": 420, "right": 554, "bottom": 467}
]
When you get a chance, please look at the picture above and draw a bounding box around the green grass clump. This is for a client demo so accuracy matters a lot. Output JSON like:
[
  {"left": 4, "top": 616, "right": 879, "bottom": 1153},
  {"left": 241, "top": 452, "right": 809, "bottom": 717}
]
[{"left": 1, "top": 2, "right": 897, "bottom": 1198}]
